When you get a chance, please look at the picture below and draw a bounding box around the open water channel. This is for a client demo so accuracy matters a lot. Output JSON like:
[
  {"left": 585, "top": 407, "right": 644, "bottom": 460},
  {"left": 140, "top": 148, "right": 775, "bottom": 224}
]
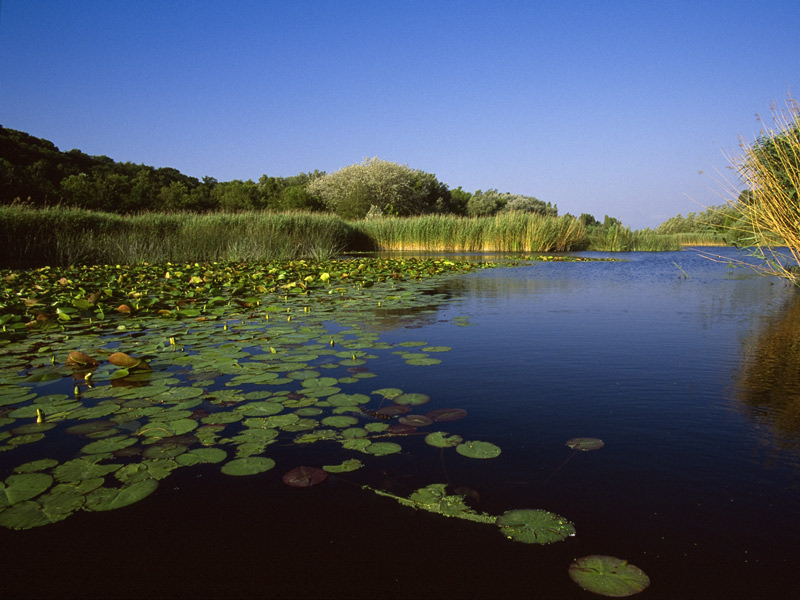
[{"left": 2, "top": 247, "right": 799, "bottom": 598}]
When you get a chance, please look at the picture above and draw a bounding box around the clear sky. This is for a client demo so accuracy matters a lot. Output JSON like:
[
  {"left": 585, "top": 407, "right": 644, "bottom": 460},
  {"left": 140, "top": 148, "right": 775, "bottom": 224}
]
[{"left": 1, "top": 1, "right": 798, "bottom": 228}]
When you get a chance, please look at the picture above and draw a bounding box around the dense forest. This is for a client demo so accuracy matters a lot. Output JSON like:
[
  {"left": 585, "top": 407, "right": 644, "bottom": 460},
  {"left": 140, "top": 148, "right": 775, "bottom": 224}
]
[{"left": 0, "top": 126, "right": 559, "bottom": 220}]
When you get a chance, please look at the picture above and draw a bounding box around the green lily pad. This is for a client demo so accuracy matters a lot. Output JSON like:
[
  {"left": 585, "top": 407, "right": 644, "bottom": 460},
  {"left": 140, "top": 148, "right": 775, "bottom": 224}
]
[
  {"left": 424, "top": 432, "right": 463, "bottom": 448},
  {"left": 0, "top": 473, "right": 54, "bottom": 508},
  {"left": 221, "top": 457, "right": 276, "bottom": 476},
  {"left": 321, "top": 415, "right": 359, "bottom": 428},
  {"left": 456, "top": 440, "right": 501, "bottom": 459},
  {"left": 237, "top": 401, "right": 284, "bottom": 417},
  {"left": 322, "top": 459, "right": 364, "bottom": 473},
  {"left": 365, "top": 442, "right": 402, "bottom": 456},
  {"left": 0, "top": 500, "right": 69, "bottom": 529},
  {"left": 84, "top": 479, "right": 159, "bottom": 511},
  {"left": 54, "top": 456, "right": 123, "bottom": 482},
  {"left": 175, "top": 447, "right": 228, "bottom": 466},
  {"left": 81, "top": 434, "right": 137, "bottom": 455},
  {"left": 566, "top": 437, "right": 605, "bottom": 451},
  {"left": 14, "top": 458, "right": 59, "bottom": 473},
  {"left": 496, "top": 509, "right": 575, "bottom": 544},
  {"left": 371, "top": 388, "right": 404, "bottom": 399},
  {"left": 393, "top": 393, "right": 431, "bottom": 406},
  {"left": 568, "top": 555, "right": 650, "bottom": 597}
]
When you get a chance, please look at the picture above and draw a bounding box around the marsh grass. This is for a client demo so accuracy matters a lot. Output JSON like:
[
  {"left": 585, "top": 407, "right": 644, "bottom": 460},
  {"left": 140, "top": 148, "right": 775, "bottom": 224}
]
[
  {"left": 1, "top": 205, "right": 733, "bottom": 268},
  {"left": 586, "top": 227, "right": 725, "bottom": 251},
  {"left": 353, "top": 212, "right": 586, "bottom": 252},
  {"left": 0, "top": 206, "right": 352, "bottom": 267}
]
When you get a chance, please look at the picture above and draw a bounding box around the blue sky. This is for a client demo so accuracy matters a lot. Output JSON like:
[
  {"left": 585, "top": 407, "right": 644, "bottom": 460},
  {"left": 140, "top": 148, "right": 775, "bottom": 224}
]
[{"left": 1, "top": 1, "right": 798, "bottom": 228}]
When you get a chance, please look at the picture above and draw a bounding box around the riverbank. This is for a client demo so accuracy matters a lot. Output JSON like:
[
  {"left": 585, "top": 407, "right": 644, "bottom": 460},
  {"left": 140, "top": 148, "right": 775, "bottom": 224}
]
[{"left": 0, "top": 205, "right": 726, "bottom": 268}]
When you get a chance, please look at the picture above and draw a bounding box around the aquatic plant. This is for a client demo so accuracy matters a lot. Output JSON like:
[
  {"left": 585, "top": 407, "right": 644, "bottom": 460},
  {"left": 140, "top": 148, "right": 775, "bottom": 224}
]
[{"left": 725, "top": 98, "right": 800, "bottom": 285}]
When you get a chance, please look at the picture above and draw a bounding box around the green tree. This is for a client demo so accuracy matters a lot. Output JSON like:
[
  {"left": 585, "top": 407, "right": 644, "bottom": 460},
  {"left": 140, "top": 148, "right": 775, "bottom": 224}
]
[
  {"left": 307, "top": 158, "right": 449, "bottom": 218},
  {"left": 467, "top": 189, "right": 505, "bottom": 216}
]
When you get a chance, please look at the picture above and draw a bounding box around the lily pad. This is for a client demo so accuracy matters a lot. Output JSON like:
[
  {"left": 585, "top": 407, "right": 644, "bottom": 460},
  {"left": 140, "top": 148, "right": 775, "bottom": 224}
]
[
  {"left": 221, "top": 457, "right": 276, "bottom": 476},
  {"left": 365, "top": 442, "right": 402, "bottom": 456},
  {"left": 393, "top": 393, "right": 431, "bottom": 406},
  {"left": 321, "top": 415, "right": 359, "bottom": 428},
  {"left": 568, "top": 555, "right": 650, "bottom": 597},
  {"left": 0, "top": 473, "right": 54, "bottom": 508},
  {"left": 282, "top": 466, "right": 328, "bottom": 487},
  {"left": 456, "top": 440, "right": 501, "bottom": 459},
  {"left": 84, "top": 479, "right": 159, "bottom": 511},
  {"left": 322, "top": 459, "right": 364, "bottom": 473},
  {"left": 566, "top": 437, "right": 605, "bottom": 451},
  {"left": 496, "top": 509, "right": 575, "bottom": 544},
  {"left": 398, "top": 414, "right": 433, "bottom": 427},
  {"left": 426, "top": 408, "right": 467, "bottom": 422},
  {"left": 424, "top": 431, "right": 463, "bottom": 448}
]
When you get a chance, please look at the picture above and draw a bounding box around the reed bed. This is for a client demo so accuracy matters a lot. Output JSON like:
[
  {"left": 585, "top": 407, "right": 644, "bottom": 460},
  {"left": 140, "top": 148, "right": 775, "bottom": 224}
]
[
  {"left": 0, "top": 206, "right": 353, "bottom": 267},
  {"left": 352, "top": 213, "right": 587, "bottom": 252},
  {"left": 586, "top": 227, "right": 726, "bottom": 252}
]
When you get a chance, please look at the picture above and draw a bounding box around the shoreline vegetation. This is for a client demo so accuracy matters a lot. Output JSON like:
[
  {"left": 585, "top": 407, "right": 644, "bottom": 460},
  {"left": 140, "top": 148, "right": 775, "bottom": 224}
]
[{"left": 0, "top": 204, "right": 729, "bottom": 269}]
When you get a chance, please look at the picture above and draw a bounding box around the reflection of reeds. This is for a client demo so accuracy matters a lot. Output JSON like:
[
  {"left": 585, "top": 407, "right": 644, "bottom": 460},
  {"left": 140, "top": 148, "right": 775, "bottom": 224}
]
[{"left": 738, "top": 293, "right": 800, "bottom": 444}]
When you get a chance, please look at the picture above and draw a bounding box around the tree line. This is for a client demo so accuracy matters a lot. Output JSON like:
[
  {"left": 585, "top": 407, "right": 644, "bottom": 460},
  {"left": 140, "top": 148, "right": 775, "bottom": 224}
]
[{"left": 0, "top": 126, "right": 558, "bottom": 219}]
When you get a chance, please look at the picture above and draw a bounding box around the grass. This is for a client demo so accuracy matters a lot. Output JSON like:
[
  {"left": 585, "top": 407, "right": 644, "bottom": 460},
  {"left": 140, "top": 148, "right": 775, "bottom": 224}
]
[
  {"left": 724, "top": 99, "right": 800, "bottom": 285},
  {"left": 0, "top": 206, "right": 354, "bottom": 267},
  {"left": 352, "top": 212, "right": 586, "bottom": 252},
  {"left": 0, "top": 204, "right": 739, "bottom": 268},
  {"left": 585, "top": 226, "right": 726, "bottom": 251}
]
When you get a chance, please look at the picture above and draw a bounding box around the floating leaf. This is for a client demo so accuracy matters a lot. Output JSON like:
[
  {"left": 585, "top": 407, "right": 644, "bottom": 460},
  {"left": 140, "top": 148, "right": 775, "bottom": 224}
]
[
  {"left": 84, "top": 479, "right": 159, "bottom": 511},
  {"left": 371, "top": 388, "right": 404, "bottom": 399},
  {"left": 108, "top": 352, "right": 150, "bottom": 370},
  {"left": 456, "top": 440, "right": 501, "bottom": 459},
  {"left": 282, "top": 466, "right": 328, "bottom": 487},
  {"left": 321, "top": 415, "right": 359, "bottom": 428},
  {"left": 221, "top": 457, "right": 275, "bottom": 476},
  {"left": 14, "top": 459, "right": 59, "bottom": 474},
  {"left": 426, "top": 408, "right": 467, "bottom": 422},
  {"left": 398, "top": 414, "right": 433, "bottom": 427},
  {"left": 566, "top": 437, "right": 605, "bottom": 451},
  {"left": 496, "top": 509, "right": 575, "bottom": 544},
  {"left": 175, "top": 447, "right": 227, "bottom": 466},
  {"left": 66, "top": 351, "right": 99, "bottom": 367},
  {"left": 568, "top": 555, "right": 650, "bottom": 597},
  {"left": 393, "top": 393, "right": 430, "bottom": 406},
  {"left": 81, "top": 434, "right": 137, "bottom": 455},
  {"left": 424, "top": 431, "right": 463, "bottom": 448},
  {"left": 370, "top": 483, "right": 496, "bottom": 524},
  {"left": 365, "top": 442, "right": 402, "bottom": 456},
  {"left": 323, "top": 464, "right": 362, "bottom": 479},
  {"left": 0, "top": 473, "right": 54, "bottom": 508}
]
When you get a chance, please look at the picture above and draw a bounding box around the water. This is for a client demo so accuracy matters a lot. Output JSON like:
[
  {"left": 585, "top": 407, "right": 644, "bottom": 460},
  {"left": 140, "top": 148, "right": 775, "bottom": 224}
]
[{"left": 4, "top": 248, "right": 800, "bottom": 598}]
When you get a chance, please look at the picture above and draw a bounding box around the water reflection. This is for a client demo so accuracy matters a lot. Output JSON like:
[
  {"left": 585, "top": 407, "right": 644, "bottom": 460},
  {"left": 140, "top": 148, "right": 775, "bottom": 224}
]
[{"left": 738, "top": 291, "right": 800, "bottom": 445}]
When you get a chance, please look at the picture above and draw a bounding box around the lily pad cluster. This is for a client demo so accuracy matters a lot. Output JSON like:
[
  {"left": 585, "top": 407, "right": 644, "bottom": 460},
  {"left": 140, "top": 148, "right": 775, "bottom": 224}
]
[
  {"left": 0, "top": 259, "right": 501, "bottom": 531},
  {"left": 0, "top": 257, "right": 648, "bottom": 596}
]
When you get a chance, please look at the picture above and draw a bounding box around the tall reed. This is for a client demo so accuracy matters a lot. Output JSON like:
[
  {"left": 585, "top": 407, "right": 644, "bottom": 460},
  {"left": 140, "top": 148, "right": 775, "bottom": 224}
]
[
  {"left": 352, "top": 212, "right": 586, "bottom": 252},
  {"left": 0, "top": 206, "right": 353, "bottom": 267},
  {"left": 726, "top": 99, "right": 800, "bottom": 284}
]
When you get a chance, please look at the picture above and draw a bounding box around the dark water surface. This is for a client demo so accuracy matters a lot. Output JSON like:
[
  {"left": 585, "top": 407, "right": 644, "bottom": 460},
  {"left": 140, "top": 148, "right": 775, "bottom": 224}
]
[{"left": 4, "top": 248, "right": 800, "bottom": 599}]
